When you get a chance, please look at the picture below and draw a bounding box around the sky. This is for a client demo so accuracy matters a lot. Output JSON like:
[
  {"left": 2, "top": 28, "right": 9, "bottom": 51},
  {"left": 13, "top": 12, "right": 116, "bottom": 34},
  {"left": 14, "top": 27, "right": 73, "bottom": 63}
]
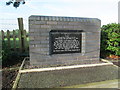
[{"left": 0, "top": 0, "right": 120, "bottom": 30}]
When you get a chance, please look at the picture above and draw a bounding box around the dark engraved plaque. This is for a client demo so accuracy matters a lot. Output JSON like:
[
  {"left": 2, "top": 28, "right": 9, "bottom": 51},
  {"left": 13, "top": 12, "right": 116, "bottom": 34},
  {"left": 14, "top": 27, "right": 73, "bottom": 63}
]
[{"left": 49, "top": 30, "right": 82, "bottom": 54}]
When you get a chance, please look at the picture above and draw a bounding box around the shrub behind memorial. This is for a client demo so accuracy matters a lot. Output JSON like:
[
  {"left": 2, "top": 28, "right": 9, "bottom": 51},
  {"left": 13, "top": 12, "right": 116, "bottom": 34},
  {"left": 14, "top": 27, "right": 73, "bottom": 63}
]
[{"left": 100, "top": 23, "right": 120, "bottom": 58}]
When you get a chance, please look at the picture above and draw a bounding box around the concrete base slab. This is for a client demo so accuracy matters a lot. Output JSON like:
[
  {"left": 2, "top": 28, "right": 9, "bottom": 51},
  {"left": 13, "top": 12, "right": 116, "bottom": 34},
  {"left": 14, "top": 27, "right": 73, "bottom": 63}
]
[
  {"left": 17, "top": 65, "right": 119, "bottom": 88},
  {"left": 63, "top": 79, "right": 119, "bottom": 88}
]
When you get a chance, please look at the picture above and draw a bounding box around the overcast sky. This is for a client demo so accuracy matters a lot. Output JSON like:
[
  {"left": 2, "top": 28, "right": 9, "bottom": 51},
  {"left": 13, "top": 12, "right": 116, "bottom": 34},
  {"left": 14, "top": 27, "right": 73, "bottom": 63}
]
[{"left": 0, "top": 0, "right": 119, "bottom": 30}]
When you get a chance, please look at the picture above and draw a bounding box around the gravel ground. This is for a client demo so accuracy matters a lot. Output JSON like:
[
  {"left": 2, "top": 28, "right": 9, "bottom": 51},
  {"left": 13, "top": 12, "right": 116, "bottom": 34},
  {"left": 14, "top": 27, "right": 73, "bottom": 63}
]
[
  {"left": 18, "top": 65, "right": 119, "bottom": 88},
  {"left": 23, "top": 60, "right": 105, "bottom": 69}
]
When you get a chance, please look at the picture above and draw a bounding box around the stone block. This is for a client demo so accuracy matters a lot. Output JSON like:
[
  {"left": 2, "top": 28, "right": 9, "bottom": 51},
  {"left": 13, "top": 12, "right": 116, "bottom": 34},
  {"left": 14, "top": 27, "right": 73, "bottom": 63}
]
[
  {"left": 34, "top": 21, "right": 47, "bottom": 25},
  {"left": 40, "top": 25, "right": 51, "bottom": 29},
  {"left": 47, "top": 21, "right": 57, "bottom": 25}
]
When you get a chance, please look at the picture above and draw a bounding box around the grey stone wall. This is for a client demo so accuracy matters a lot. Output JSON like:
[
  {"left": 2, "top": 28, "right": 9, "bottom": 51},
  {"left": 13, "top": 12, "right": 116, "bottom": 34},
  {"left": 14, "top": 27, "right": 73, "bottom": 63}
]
[{"left": 29, "top": 15, "right": 101, "bottom": 67}]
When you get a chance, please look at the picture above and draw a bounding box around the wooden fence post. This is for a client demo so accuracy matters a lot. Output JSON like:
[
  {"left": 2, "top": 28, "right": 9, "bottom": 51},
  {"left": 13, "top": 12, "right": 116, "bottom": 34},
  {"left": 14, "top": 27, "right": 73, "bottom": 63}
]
[
  {"left": 23, "top": 30, "right": 27, "bottom": 52},
  {"left": 18, "top": 18, "right": 24, "bottom": 53},
  {"left": 7, "top": 30, "right": 10, "bottom": 49},
  {"left": 13, "top": 30, "right": 16, "bottom": 51},
  {"left": 0, "top": 30, "right": 2, "bottom": 48},
  {"left": 18, "top": 28, "right": 22, "bottom": 52},
  {"left": 1, "top": 30, "right": 4, "bottom": 42}
]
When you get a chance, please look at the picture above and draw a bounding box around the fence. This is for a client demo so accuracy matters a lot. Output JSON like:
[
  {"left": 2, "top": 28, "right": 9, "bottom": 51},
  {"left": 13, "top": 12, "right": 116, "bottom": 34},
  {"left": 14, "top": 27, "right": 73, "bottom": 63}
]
[{"left": 1, "top": 30, "right": 29, "bottom": 53}]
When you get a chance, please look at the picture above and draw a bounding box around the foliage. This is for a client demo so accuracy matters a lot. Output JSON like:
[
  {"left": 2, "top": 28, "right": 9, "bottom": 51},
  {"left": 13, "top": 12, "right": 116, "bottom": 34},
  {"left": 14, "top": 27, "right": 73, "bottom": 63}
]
[
  {"left": 2, "top": 42, "right": 20, "bottom": 67},
  {"left": 2, "top": 41, "right": 23, "bottom": 67},
  {"left": 101, "top": 23, "right": 120, "bottom": 57},
  {"left": 1, "top": 29, "right": 29, "bottom": 67},
  {"left": 6, "top": 0, "right": 25, "bottom": 8}
]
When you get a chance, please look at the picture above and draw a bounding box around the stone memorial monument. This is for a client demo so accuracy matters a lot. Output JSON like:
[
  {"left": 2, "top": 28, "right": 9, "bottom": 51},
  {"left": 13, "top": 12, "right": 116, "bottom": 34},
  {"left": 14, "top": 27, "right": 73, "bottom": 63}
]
[
  {"left": 16, "top": 16, "right": 118, "bottom": 88},
  {"left": 29, "top": 15, "right": 101, "bottom": 67}
]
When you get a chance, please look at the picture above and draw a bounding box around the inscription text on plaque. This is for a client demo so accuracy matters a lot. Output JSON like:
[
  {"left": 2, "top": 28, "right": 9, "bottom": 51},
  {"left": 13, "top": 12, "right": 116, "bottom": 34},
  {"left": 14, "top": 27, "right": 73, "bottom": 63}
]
[{"left": 50, "top": 30, "right": 82, "bottom": 54}]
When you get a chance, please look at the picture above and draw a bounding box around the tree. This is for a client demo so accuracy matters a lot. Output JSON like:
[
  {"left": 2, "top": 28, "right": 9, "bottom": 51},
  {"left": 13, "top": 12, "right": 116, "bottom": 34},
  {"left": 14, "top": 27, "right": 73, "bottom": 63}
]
[
  {"left": 6, "top": 0, "right": 25, "bottom": 8},
  {"left": 101, "top": 23, "right": 120, "bottom": 58}
]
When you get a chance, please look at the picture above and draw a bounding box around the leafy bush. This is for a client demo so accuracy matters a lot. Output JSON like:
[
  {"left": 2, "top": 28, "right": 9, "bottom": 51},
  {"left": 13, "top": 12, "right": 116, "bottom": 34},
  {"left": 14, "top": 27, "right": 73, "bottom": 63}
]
[
  {"left": 1, "top": 29, "right": 29, "bottom": 67},
  {"left": 2, "top": 41, "right": 23, "bottom": 67},
  {"left": 101, "top": 23, "right": 120, "bottom": 58}
]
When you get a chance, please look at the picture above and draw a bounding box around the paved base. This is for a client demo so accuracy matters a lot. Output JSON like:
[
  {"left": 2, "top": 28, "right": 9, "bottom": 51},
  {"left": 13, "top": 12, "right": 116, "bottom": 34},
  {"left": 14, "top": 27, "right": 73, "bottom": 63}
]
[
  {"left": 63, "top": 79, "right": 119, "bottom": 88},
  {"left": 17, "top": 65, "right": 119, "bottom": 88}
]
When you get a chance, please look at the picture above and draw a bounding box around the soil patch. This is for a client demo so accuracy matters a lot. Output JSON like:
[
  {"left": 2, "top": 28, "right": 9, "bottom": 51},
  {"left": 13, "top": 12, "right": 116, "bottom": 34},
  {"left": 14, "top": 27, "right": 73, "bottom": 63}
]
[
  {"left": 2, "top": 69, "right": 18, "bottom": 89},
  {"left": 113, "top": 61, "right": 120, "bottom": 67},
  {"left": 2, "top": 62, "right": 21, "bottom": 89}
]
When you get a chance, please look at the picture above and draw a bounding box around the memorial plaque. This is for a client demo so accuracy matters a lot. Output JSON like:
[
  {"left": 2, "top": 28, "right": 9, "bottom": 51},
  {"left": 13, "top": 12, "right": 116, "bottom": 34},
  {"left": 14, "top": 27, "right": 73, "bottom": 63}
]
[{"left": 49, "top": 30, "right": 82, "bottom": 54}]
